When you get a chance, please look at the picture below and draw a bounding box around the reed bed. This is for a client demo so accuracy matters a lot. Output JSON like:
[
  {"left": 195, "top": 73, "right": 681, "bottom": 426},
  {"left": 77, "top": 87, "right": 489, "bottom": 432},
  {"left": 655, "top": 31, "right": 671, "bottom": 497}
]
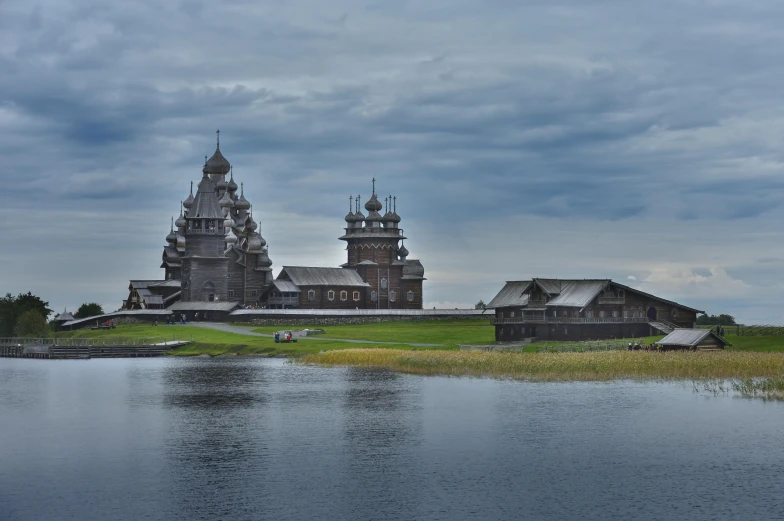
[{"left": 299, "top": 349, "right": 784, "bottom": 382}]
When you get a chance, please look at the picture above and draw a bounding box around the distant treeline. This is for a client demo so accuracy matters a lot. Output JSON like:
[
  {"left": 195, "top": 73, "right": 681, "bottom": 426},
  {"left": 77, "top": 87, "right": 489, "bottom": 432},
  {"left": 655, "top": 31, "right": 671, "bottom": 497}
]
[{"left": 696, "top": 314, "right": 736, "bottom": 326}]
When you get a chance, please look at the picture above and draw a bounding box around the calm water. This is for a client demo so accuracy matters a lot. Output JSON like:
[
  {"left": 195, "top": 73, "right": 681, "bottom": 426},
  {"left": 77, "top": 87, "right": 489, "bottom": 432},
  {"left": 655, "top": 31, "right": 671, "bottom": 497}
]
[{"left": 1, "top": 358, "right": 783, "bottom": 521}]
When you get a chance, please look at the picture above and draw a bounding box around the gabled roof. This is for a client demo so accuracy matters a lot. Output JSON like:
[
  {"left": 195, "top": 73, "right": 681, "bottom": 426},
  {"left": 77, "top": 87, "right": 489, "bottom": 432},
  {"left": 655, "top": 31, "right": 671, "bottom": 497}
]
[
  {"left": 487, "top": 281, "right": 531, "bottom": 308},
  {"left": 610, "top": 281, "right": 705, "bottom": 314},
  {"left": 129, "top": 280, "right": 167, "bottom": 290},
  {"left": 658, "top": 329, "right": 730, "bottom": 347},
  {"left": 272, "top": 280, "right": 301, "bottom": 293},
  {"left": 546, "top": 280, "right": 609, "bottom": 308},
  {"left": 280, "top": 266, "right": 371, "bottom": 287}
]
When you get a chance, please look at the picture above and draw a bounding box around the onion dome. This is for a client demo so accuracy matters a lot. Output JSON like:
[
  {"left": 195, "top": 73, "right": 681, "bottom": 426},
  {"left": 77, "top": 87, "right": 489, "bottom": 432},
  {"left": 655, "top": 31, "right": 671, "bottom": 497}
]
[
  {"left": 216, "top": 177, "right": 228, "bottom": 191},
  {"left": 166, "top": 217, "right": 177, "bottom": 244},
  {"left": 248, "top": 218, "right": 258, "bottom": 232},
  {"left": 225, "top": 229, "right": 238, "bottom": 245},
  {"left": 345, "top": 196, "right": 357, "bottom": 225},
  {"left": 202, "top": 131, "right": 231, "bottom": 176},
  {"left": 183, "top": 182, "right": 195, "bottom": 210},
  {"left": 235, "top": 183, "right": 250, "bottom": 210},
  {"left": 247, "top": 233, "right": 263, "bottom": 252},
  {"left": 218, "top": 190, "right": 234, "bottom": 208},
  {"left": 398, "top": 243, "right": 409, "bottom": 259},
  {"left": 227, "top": 170, "right": 238, "bottom": 192},
  {"left": 223, "top": 210, "right": 234, "bottom": 229},
  {"left": 175, "top": 206, "right": 187, "bottom": 229},
  {"left": 364, "top": 192, "right": 383, "bottom": 213},
  {"left": 258, "top": 249, "right": 272, "bottom": 268}
]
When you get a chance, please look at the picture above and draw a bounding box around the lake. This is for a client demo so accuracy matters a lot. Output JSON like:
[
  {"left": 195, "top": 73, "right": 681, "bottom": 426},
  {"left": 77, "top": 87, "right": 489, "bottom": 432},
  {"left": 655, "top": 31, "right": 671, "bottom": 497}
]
[{"left": 1, "top": 357, "right": 783, "bottom": 520}]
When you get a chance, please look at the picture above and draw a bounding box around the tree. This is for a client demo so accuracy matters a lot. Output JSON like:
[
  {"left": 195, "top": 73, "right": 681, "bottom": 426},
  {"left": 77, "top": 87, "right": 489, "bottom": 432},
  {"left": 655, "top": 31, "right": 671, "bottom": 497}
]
[
  {"left": 0, "top": 292, "right": 52, "bottom": 337},
  {"left": 13, "top": 310, "right": 50, "bottom": 338},
  {"left": 75, "top": 303, "right": 105, "bottom": 319},
  {"left": 696, "top": 314, "right": 736, "bottom": 326},
  {"left": 474, "top": 300, "right": 486, "bottom": 310}
]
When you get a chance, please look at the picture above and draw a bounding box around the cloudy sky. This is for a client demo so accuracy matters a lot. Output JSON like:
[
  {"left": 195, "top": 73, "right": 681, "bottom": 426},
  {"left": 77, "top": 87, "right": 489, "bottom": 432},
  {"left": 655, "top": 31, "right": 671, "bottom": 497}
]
[{"left": 1, "top": 0, "right": 783, "bottom": 323}]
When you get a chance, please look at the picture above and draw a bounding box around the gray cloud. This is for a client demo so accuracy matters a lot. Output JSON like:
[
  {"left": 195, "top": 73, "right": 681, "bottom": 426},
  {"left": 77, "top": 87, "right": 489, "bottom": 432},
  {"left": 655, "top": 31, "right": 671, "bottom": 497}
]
[{"left": 1, "top": 0, "right": 784, "bottom": 322}]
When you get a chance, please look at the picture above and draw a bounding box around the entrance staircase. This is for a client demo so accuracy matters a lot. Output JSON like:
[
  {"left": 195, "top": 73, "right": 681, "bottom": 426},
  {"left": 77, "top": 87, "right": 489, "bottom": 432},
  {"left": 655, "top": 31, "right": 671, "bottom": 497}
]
[{"left": 649, "top": 320, "right": 680, "bottom": 335}]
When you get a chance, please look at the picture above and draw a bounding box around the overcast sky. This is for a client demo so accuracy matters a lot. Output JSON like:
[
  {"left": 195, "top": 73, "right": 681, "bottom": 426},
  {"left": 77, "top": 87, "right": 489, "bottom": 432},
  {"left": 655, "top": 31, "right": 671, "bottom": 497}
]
[{"left": 1, "top": 0, "right": 783, "bottom": 323}]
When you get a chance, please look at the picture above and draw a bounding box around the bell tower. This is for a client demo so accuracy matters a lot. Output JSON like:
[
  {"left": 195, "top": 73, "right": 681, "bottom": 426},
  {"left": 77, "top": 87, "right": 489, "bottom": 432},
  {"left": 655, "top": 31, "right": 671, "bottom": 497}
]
[{"left": 340, "top": 179, "right": 424, "bottom": 308}]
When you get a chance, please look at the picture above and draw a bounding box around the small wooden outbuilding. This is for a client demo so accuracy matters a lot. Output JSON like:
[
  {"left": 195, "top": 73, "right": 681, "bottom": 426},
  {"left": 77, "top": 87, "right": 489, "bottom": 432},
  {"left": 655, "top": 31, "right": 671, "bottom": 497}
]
[{"left": 657, "top": 329, "right": 730, "bottom": 350}]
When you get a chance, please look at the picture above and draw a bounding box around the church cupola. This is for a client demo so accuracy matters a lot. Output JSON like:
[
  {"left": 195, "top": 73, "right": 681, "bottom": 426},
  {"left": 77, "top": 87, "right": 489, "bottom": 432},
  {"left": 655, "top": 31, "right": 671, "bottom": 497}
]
[
  {"left": 398, "top": 241, "right": 409, "bottom": 261},
  {"left": 389, "top": 196, "right": 401, "bottom": 223},
  {"left": 183, "top": 181, "right": 195, "bottom": 211},
  {"left": 175, "top": 203, "right": 187, "bottom": 229},
  {"left": 235, "top": 183, "right": 251, "bottom": 210},
  {"left": 353, "top": 194, "right": 365, "bottom": 223},
  {"left": 166, "top": 217, "right": 177, "bottom": 244},
  {"left": 218, "top": 189, "right": 234, "bottom": 208},
  {"left": 227, "top": 168, "right": 238, "bottom": 193},
  {"left": 345, "top": 196, "right": 357, "bottom": 229},
  {"left": 364, "top": 179, "right": 383, "bottom": 228},
  {"left": 202, "top": 129, "right": 231, "bottom": 176}
]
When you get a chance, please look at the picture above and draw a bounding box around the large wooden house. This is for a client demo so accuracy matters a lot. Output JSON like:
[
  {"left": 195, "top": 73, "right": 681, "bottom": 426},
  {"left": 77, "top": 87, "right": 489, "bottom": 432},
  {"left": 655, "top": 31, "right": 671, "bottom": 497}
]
[{"left": 487, "top": 278, "right": 704, "bottom": 341}]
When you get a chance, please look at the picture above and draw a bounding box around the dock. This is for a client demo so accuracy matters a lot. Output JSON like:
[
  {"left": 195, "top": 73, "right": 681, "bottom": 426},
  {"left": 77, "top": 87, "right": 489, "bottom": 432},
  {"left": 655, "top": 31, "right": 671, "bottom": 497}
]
[{"left": 0, "top": 337, "right": 190, "bottom": 359}]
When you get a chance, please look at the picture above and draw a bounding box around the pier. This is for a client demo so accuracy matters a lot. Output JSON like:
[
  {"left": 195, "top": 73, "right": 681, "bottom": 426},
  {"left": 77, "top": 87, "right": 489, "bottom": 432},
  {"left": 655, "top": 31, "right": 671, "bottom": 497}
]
[{"left": 0, "top": 337, "right": 189, "bottom": 359}]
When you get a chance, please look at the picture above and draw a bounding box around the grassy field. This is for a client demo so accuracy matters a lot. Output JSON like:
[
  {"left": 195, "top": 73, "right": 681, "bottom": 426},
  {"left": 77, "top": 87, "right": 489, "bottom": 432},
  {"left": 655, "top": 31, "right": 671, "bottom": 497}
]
[
  {"left": 299, "top": 349, "right": 784, "bottom": 382},
  {"left": 55, "top": 319, "right": 494, "bottom": 356},
  {"left": 250, "top": 320, "right": 492, "bottom": 346}
]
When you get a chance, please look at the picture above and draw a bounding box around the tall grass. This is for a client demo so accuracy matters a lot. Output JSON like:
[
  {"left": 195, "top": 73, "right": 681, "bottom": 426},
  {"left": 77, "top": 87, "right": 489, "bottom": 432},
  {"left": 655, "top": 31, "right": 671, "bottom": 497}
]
[{"left": 299, "top": 349, "right": 784, "bottom": 382}]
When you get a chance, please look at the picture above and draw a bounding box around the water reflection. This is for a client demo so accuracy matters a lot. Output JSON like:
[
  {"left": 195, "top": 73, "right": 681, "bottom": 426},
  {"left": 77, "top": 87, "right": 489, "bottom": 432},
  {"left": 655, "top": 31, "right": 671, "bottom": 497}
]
[
  {"left": 2, "top": 358, "right": 784, "bottom": 521},
  {"left": 161, "top": 358, "right": 268, "bottom": 520}
]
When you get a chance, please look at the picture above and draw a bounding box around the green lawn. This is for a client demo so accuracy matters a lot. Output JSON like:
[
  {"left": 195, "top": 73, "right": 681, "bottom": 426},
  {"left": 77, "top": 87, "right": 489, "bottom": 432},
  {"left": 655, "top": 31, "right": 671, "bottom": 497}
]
[
  {"left": 726, "top": 335, "right": 784, "bottom": 352},
  {"left": 250, "top": 319, "right": 493, "bottom": 347},
  {"left": 54, "top": 321, "right": 784, "bottom": 356},
  {"left": 56, "top": 319, "right": 494, "bottom": 356}
]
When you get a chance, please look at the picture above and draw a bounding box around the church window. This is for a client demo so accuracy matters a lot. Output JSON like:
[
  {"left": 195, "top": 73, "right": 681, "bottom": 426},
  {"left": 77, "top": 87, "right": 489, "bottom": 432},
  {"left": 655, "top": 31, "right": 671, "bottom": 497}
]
[
  {"left": 612, "top": 310, "right": 618, "bottom": 318},
  {"left": 624, "top": 310, "right": 628, "bottom": 318},
  {"left": 380, "top": 278, "right": 388, "bottom": 290},
  {"left": 599, "top": 310, "right": 605, "bottom": 318},
  {"left": 328, "top": 290, "right": 335, "bottom": 301},
  {"left": 308, "top": 290, "right": 315, "bottom": 301},
  {"left": 510, "top": 326, "right": 516, "bottom": 336},
  {"left": 407, "top": 291, "right": 414, "bottom": 302},
  {"left": 510, "top": 311, "right": 515, "bottom": 318},
  {"left": 340, "top": 290, "right": 347, "bottom": 301},
  {"left": 587, "top": 310, "right": 593, "bottom": 318},
  {"left": 371, "top": 291, "right": 378, "bottom": 302},
  {"left": 353, "top": 291, "right": 360, "bottom": 301},
  {"left": 228, "top": 290, "right": 235, "bottom": 298},
  {"left": 207, "top": 220, "right": 215, "bottom": 233},
  {"left": 389, "top": 291, "right": 396, "bottom": 302},
  {"left": 193, "top": 220, "right": 202, "bottom": 230},
  {"left": 249, "top": 290, "right": 258, "bottom": 298}
]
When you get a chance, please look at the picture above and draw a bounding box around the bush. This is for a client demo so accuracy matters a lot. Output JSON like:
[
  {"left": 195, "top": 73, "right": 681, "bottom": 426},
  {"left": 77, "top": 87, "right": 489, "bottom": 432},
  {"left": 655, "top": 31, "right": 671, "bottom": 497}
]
[{"left": 14, "top": 310, "right": 50, "bottom": 338}]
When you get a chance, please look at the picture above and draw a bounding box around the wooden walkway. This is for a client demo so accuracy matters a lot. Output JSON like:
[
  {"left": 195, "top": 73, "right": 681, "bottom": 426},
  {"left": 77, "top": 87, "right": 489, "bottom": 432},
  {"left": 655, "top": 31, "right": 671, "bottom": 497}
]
[{"left": 0, "top": 337, "right": 190, "bottom": 360}]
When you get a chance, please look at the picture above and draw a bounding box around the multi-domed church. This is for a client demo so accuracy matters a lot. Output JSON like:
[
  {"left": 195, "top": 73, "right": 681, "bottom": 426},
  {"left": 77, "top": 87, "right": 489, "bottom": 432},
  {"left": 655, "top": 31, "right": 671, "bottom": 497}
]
[{"left": 124, "top": 133, "right": 425, "bottom": 312}]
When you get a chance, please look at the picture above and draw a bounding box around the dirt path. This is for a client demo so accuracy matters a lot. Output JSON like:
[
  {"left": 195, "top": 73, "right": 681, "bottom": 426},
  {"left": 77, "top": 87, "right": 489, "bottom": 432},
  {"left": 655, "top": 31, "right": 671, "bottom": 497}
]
[{"left": 185, "top": 322, "right": 444, "bottom": 347}]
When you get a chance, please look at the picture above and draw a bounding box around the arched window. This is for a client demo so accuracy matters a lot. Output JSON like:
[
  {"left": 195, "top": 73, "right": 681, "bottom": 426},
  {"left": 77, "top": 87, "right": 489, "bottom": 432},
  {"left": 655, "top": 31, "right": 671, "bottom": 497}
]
[
  {"left": 371, "top": 291, "right": 378, "bottom": 302},
  {"left": 328, "top": 290, "right": 335, "bottom": 301},
  {"left": 380, "top": 278, "right": 388, "bottom": 290},
  {"left": 389, "top": 291, "right": 396, "bottom": 302},
  {"left": 340, "top": 290, "right": 347, "bottom": 301},
  {"left": 353, "top": 291, "right": 360, "bottom": 301},
  {"left": 407, "top": 291, "right": 415, "bottom": 302},
  {"left": 308, "top": 289, "right": 315, "bottom": 301},
  {"left": 202, "top": 281, "right": 215, "bottom": 302}
]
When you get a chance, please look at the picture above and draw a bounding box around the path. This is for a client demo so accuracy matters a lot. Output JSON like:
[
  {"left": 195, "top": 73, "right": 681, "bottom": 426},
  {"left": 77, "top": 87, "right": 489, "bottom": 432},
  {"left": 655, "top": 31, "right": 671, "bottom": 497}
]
[{"left": 185, "top": 322, "right": 444, "bottom": 347}]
